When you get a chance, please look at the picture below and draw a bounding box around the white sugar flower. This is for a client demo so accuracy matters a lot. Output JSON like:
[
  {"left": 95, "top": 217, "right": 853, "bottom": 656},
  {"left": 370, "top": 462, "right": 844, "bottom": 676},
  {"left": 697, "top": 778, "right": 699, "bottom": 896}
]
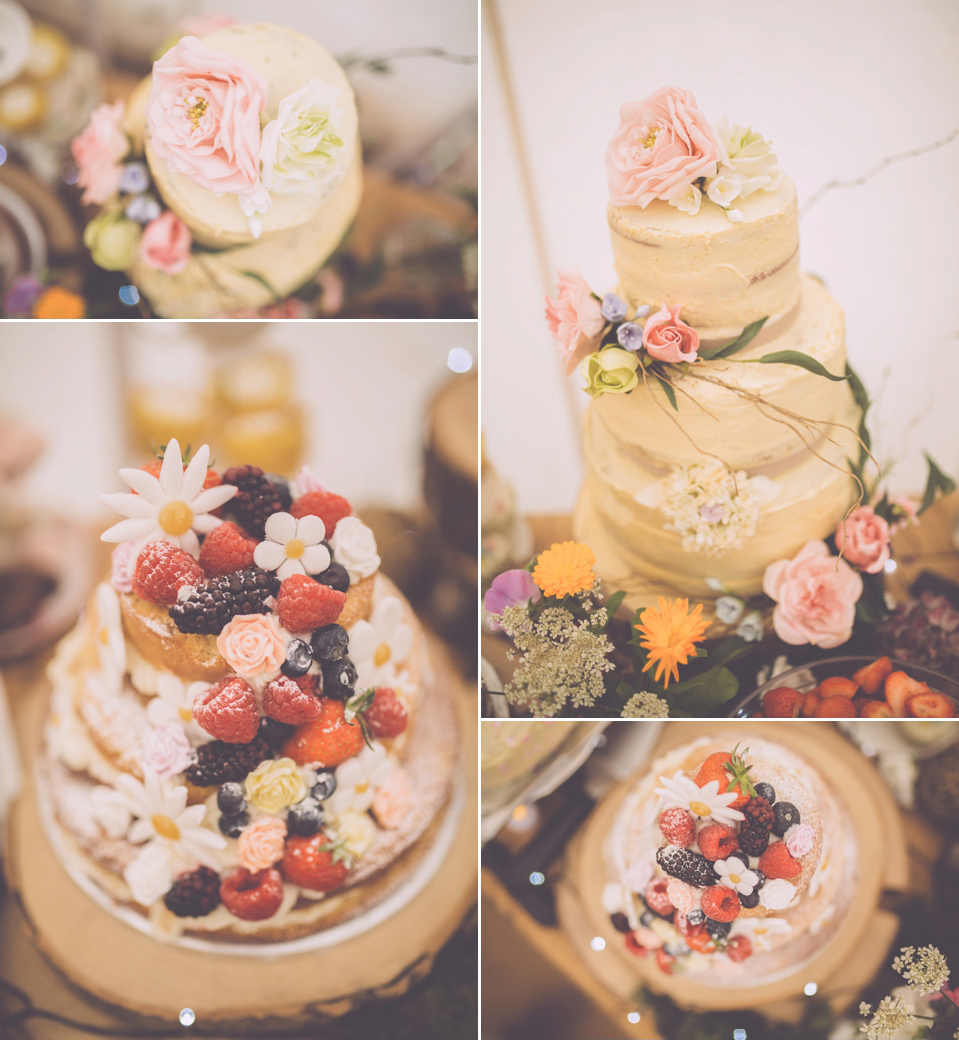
[
  {"left": 349, "top": 596, "right": 413, "bottom": 690},
  {"left": 328, "top": 741, "right": 394, "bottom": 815},
  {"left": 331, "top": 808, "right": 376, "bottom": 859},
  {"left": 116, "top": 769, "right": 225, "bottom": 869},
  {"left": 123, "top": 841, "right": 174, "bottom": 906},
  {"left": 99, "top": 439, "right": 236, "bottom": 559},
  {"left": 711, "top": 120, "right": 784, "bottom": 199},
  {"left": 146, "top": 674, "right": 210, "bottom": 743},
  {"left": 654, "top": 771, "right": 745, "bottom": 824},
  {"left": 90, "top": 785, "right": 133, "bottom": 839},
  {"left": 253, "top": 511, "right": 330, "bottom": 579},
  {"left": 729, "top": 915, "right": 791, "bottom": 951},
  {"left": 329, "top": 516, "right": 380, "bottom": 585},
  {"left": 714, "top": 857, "right": 760, "bottom": 895}
]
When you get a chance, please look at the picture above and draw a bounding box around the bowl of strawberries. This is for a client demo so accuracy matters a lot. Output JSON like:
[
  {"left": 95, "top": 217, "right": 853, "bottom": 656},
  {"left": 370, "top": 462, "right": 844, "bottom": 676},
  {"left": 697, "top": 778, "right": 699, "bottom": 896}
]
[{"left": 734, "top": 655, "right": 959, "bottom": 719}]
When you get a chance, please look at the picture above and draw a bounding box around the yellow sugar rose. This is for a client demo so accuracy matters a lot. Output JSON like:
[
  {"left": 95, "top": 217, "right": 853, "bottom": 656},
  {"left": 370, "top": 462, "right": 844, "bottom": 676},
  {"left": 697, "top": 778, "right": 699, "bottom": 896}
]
[{"left": 244, "top": 757, "right": 306, "bottom": 814}]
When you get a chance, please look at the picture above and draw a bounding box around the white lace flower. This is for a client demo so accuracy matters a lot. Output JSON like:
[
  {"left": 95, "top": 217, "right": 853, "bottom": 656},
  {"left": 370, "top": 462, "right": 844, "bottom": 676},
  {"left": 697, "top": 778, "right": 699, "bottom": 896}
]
[
  {"left": 328, "top": 741, "right": 393, "bottom": 815},
  {"left": 116, "top": 769, "right": 225, "bottom": 869},
  {"left": 253, "top": 511, "right": 330, "bottom": 580},
  {"left": 714, "top": 857, "right": 760, "bottom": 895},
  {"left": 654, "top": 771, "right": 745, "bottom": 824},
  {"left": 99, "top": 439, "right": 236, "bottom": 559},
  {"left": 260, "top": 80, "right": 346, "bottom": 195},
  {"left": 348, "top": 596, "right": 413, "bottom": 690},
  {"left": 620, "top": 691, "right": 670, "bottom": 718},
  {"left": 146, "top": 674, "right": 210, "bottom": 743},
  {"left": 123, "top": 842, "right": 174, "bottom": 906}
]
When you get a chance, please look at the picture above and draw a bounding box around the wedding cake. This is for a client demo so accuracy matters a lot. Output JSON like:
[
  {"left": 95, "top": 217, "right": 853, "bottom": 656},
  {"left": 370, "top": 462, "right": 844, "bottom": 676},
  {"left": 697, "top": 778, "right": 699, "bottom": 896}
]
[
  {"left": 40, "top": 441, "right": 459, "bottom": 945},
  {"left": 558, "top": 87, "right": 860, "bottom": 609}
]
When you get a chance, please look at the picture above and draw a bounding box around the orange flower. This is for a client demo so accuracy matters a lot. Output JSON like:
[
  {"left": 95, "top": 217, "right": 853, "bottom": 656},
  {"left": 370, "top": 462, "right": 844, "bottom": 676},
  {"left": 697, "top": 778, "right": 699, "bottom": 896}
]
[
  {"left": 33, "top": 287, "right": 85, "bottom": 319},
  {"left": 532, "top": 541, "right": 596, "bottom": 598},
  {"left": 635, "top": 596, "right": 711, "bottom": 688}
]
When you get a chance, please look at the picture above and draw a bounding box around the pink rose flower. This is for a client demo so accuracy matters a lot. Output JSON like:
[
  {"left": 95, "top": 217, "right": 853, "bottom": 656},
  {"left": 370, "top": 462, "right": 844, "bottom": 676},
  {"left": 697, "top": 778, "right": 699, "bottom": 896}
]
[
  {"left": 148, "top": 36, "right": 267, "bottom": 196},
  {"left": 889, "top": 494, "right": 920, "bottom": 534},
  {"left": 834, "top": 506, "right": 891, "bottom": 574},
  {"left": 545, "top": 268, "right": 605, "bottom": 375},
  {"left": 110, "top": 540, "right": 138, "bottom": 594},
  {"left": 665, "top": 877, "right": 696, "bottom": 914},
  {"left": 177, "top": 14, "right": 237, "bottom": 36},
  {"left": 785, "top": 823, "right": 815, "bottom": 859},
  {"left": 642, "top": 303, "right": 700, "bottom": 363},
  {"left": 605, "top": 86, "right": 722, "bottom": 208},
  {"left": 763, "top": 540, "right": 863, "bottom": 648},
  {"left": 372, "top": 767, "right": 413, "bottom": 829},
  {"left": 237, "top": 815, "right": 286, "bottom": 871},
  {"left": 140, "top": 211, "right": 192, "bottom": 274},
  {"left": 216, "top": 614, "right": 286, "bottom": 679},
  {"left": 71, "top": 101, "right": 128, "bottom": 206},
  {"left": 141, "top": 722, "right": 194, "bottom": 778}
]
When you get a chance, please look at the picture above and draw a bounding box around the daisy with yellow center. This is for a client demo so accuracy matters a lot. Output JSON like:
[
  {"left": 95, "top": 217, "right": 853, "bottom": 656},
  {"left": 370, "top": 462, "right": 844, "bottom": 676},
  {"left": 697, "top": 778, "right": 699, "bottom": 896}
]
[
  {"left": 532, "top": 541, "right": 596, "bottom": 598},
  {"left": 635, "top": 596, "right": 711, "bottom": 688},
  {"left": 654, "top": 772, "right": 744, "bottom": 825}
]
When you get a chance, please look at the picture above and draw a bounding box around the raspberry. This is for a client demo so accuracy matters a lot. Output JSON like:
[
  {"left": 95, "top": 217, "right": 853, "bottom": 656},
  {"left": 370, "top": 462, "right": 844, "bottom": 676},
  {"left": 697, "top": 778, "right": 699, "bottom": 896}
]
[
  {"left": 655, "top": 948, "right": 676, "bottom": 974},
  {"left": 262, "top": 676, "right": 322, "bottom": 726},
  {"left": 198, "top": 521, "right": 258, "bottom": 577},
  {"left": 700, "top": 884, "right": 741, "bottom": 923},
  {"left": 193, "top": 677, "right": 260, "bottom": 743},
  {"left": 726, "top": 935, "right": 753, "bottom": 962},
  {"left": 644, "top": 877, "right": 674, "bottom": 917},
  {"left": 624, "top": 933, "right": 647, "bottom": 957},
  {"left": 282, "top": 699, "right": 364, "bottom": 767},
  {"left": 280, "top": 832, "right": 351, "bottom": 892},
  {"left": 363, "top": 688, "right": 408, "bottom": 739},
  {"left": 183, "top": 734, "right": 270, "bottom": 787},
  {"left": 697, "top": 823, "right": 739, "bottom": 861},
  {"left": 276, "top": 574, "right": 346, "bottom": 634},
  {"left": 291, "top": 673, "right": 319, "bottom": 697},
  {"left": 758, "top": 841, "right": 802, "bottom": 879},
  {"left": 658, "top": 807, "right": 695, "bottom": 847},
  {"left": 132, "top": 541, "right": 204, "bottom": 606},
  {"left": 219, "top": 866, "right": 284, "bottom": 921},
  {"left": 163, "top": 866, "right": 221, "bottom": 917},
  {"left": 738, "top": 796, "right": 775, "bottom": 856},
  {"left": 169, "top": 567, "right": 280, "bottom": 635},
  {"left": 771, "top": 801, "right": 801, "bottom": 836},
  {"left": 221, "top": 466, "right": 284, "bottom": 539},
  {"left": 655, "top": 845, "right": 717, "bottom": 888},
  {"left": 290, "top": 491, "right": 352, "bottom": 536}
]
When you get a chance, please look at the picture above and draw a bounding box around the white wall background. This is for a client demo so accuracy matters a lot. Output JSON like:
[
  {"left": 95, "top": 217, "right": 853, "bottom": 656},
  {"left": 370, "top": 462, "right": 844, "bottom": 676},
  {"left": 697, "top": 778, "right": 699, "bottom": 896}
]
[{"left": 482, "top": 0, "right": 959, "bottom": 514}]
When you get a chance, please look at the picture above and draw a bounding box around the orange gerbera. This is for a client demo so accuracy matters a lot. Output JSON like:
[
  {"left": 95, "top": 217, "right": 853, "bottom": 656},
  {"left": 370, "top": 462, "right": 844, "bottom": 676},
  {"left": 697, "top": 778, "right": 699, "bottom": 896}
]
[
  {"left": 635, "top": 596, "right": 711, "bottom": 688},
  {"left": 33, "top": 286, "right": 85, "bottom": 319},
  {"left": 532, "top": 541, "right": 596, "bottom": 598}
]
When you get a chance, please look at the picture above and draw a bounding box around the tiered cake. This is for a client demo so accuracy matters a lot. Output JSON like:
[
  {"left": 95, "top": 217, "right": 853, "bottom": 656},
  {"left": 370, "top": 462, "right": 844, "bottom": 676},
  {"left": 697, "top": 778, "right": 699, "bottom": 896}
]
[
  {"left": 570, "top": 87, "right": 860, "bottom": 607},
  {"left": 40, "top": 441, "right": 458, "bottom": 945}
]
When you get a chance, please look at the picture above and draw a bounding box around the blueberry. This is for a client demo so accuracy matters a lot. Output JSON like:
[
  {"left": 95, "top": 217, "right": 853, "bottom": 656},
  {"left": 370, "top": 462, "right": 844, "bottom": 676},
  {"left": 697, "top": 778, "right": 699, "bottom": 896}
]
[
  {"left": 217, "top": 782, "right": 246, "bottom": 816},
  {"left": 772, "top": 801, "right": 801, "bottom": 837},
  {"left": 705, "top": 918, "right": 731, "bottom": 939},
  {"left": 640, "top": 910, "right": 655, "bottom": 928},
  {"left": 609, "top": 912, "right": 630, "bottom": 933},
  {"left": 311, "top": 770, "right": 337, "bottom": 801},
  {"left": 259, "top": 716, "right": 295, "bottom": 752},
  {"left": 218, "top": 810, "right": 249, "bottom": 838},
  {"left": 264, "top": 474, "right": 292, "bottom": 511},
  {"left": 281, "top": 638, "right": 314, "bottom": 678},
  {"left": 755, "top": 782, "right": 776, "bottom": 804},
  {"left": 311, "top": 623, "right": 349, "bottom": 662},
  {"left": 314, "top": 561, "right": 350, "bottom": 593},
  {"left": 686, "top": 908, "right": 705, "bottom": 926},
  {"left": 753, "top": 868, "right": 765, "bottom": 890},
  {"left": 322, "top": 657, "right": 358, "bottom": 698},
  {"left": 287, "top": 797, "right": 324, "bottom": 836},
  {"left": 739, "top": 889, "right": 760, "bottom": 909}
]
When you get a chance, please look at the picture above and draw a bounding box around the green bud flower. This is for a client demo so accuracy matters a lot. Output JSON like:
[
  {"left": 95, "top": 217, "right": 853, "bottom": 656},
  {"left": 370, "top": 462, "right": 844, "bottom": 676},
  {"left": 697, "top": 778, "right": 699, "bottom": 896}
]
[{"left": 581, "top": 347, "right": 640, "bottom": 398}]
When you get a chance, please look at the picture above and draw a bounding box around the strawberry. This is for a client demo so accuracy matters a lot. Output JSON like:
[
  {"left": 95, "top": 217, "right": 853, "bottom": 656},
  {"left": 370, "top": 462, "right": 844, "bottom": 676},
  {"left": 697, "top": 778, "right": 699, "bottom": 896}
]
[
  {"left": 655, "top": 948, "right": 676, "bottom": 974},
  {"left": 685, "top": 924, "right": 718, "bottom": 954},
  {"left": 624, "top": 932, "right": 647, "bottom": 957},
  {"left": 219, "top": 866, "right": 284, "bottom": 921},
  {"left": 762, "top": 687, "right": 802, "bottom": 718},
  {"left": 262, "top": 676, "right": 322, "bottom": 726},
  {"left": 817, "top": 676, "right": 858, "bottom": 699},
  {"left": 644, "top": 878, "right": 674, "bottom": 917},
  {"left": 280, "top": 832, "right": 351, "bottom": 892},
  {"left": 290, "top": 491, "right": 352, "bottom": 536},
  {"left": 726, "top": 935, "right": 752, "bottom": 962},
  {"left": 853, "top": 656, "right": 893, "bottom": 696},
  {"left": 282, "top": 699, "right": 364, "bottom": 766},
  {"left": 859, "top": 699, "right": 894, "bottom": 719},
  {"left": 907, "top": 691, "right": 956, "bottom": 718},
  {"left": 697, "top": 823, "right": 739, "bottom": 861},
  {"left": 801, "top": 690, "right": 822, "bottom": 718},
  {"left": 759, "top": 842, "right": 802, "bottom": 880},
  {"left": 885, "top": 671, "right": 929, "bottom": 717},
  {"left": 815, "top": 695, "right": 857, "bottom": 718},
  {"left": 193, "top": 676, "right": 260, "bottom": 743},
  {"left": 132, "top": 541, "right": 204, "bottom": 606},
  {"left": 140, "top": 458, "right": 224, "bottom": 514},
  {"left": 276, "top": 574, "right": 346, "bottom": 634},
  {"left": 700, "top": 884, "right": 741, "bottom": 923},
  {"left": 694, "top": 745, "right": 755, "bottom": 809},
  {"left": 658, "top": 807, "right": 695, "bottom": 848},
  {"left": 363, "top": 688, "right": 409, "bottom": 740},
  {"left": 198, "top": 521, "right": 257, "bottom": 577}
]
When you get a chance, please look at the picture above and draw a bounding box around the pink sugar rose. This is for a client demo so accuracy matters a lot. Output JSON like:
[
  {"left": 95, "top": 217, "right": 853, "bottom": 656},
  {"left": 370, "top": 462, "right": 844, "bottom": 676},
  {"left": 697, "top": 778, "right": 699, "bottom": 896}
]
[
  {"left": 834, "top": 506, "right": 891, "bottom": 574},
  {"left": 216, "top": 614, "right": 286, "bottom": 679},
  {"left": 605, "top": 86, "right": 722, "bottom": 208},
  {"left": 642, "top": 303, "right": 700, "bottom": 363},
  {"left": 148, "top": 36, "right": 267, "bottom": 196},
  {"left": 140, "top": 211, "right": 192, "bottom": 274},
  {"left": 71, "top": 101, "right": 128, "bottom": 206},
  {"left": 545, "top": 268, "right": 605, "bottom": 375},
  {"left": 110, "top": 540, "right": 138, "bottom": 594},
  {"left": 763, "top": 540, "right": 863, "bottom": 648},
  {"left": 785, "top": 823, "right": 815, "bottom": 859},
  {"left": 141, "top": 722, "right": 194, "bottom": 778},
  {"left": 237, "top": 815, "right": 287, "bottom": 871},
  {"left": 665, "top": 877, "right": 696, "bottom": 915},
  {"left": 372, "top": 767, "right": 413, "bottom": 829}
]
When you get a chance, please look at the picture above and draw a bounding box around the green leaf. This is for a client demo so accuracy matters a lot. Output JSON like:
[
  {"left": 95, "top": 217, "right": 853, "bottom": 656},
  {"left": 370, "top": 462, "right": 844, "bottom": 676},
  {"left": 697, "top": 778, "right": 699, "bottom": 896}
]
[
  {"left": 698, "top": 317, "right": 768, "bottom": 361},
  {"left": 605, "top": 589, "right": 627, "bottom": 620},
  {"left": 758, "top": 351, "right": 849, "bottom": 381},
  {"left": 669, "top": 666, "right": 739, "bottom": 714},
  {"left": 659, "top": 377, "right": 679, "bottom": 411},
  {"left": 855, "top": 573, "right": 889, "bottom": 624},
  {"left": 919, "top": 452, "right": 957, "bottom": 514},
  {"left": 616, "top": 681, "right": 636, "bottom": 703},
  {"left": 240, "top": 269, "right": 282, "bottom": 303}
]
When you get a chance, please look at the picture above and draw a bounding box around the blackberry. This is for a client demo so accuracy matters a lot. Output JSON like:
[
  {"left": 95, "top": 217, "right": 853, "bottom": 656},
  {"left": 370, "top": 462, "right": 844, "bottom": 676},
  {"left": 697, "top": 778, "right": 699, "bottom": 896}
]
[
  {"left": 184, "top": 735, "right": 270, "bottom": 787},
  {"left": 287, "top": 798, "right": 324, "bottom": 836},
  {"left": 217, "top": 782, "right": 246, "bottom": 816},
  {"left": 705, "top": 918, "right": 731, "bottom": 940},
  {"left": 259, "top": 716, "right": 295, "bottom": 753},
  {"left": 218, "top": 810, "right": 250, "bottom": 838},
  {"left": 665, "top": 941, "right": 689, "bottom": 957},
  {"left": 314, "top": 561, "right": 350, "bottom": 592},
  {"left": 311, "top": 623, "right": 349, "bottom": 662},
  {"left": 610, "top": 912, "right": 631, "bottom": 933},
  {"left": 755, "top": 782, "right": 776, "bottom": 803},
  {"left": 772, "top": 801, "right": 801, "bottom": 837},
  {"left": 655, "top": 845, "right": 717, "bottom": 888},
  {"left": 221, "top": 466, "right": 285, "bottom": 539},
  {"left": 163, "top": 866, "right": 221, "bottom": 917},
  {"left": 738, "top": 796, "right": 775, "bottom": 856},
  {"left": 264, "top": 474, "right": 292, "bottom": 512},
  {"left": 281, "top": 639, "right": 314, "bottom": 678},
  {"left": 321, "top": 657, "right": 358, "bottom": 699},
  {"left": 311, "top": 769, "right": 337, "bottom": 801},
  {"left": 686, "top": 908, "right": 705, "bottom": 926},
  {"left": 169, "top": 568, "right": 280, "bottom": 635}
]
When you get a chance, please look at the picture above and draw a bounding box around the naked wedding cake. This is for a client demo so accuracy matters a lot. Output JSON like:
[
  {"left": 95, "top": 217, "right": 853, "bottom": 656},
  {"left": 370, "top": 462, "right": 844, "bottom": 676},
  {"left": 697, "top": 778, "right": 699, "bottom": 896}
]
[
  {"left": 72, "top": 22, "right": 361, "bottom": 317},
  {"left": 40, "top": 440, "right": 458, "bottom": 945},
  {"left": 601, "top": 735, "right": 857, "bottom": 984},
  {"left": 553, "top": 87, "right": 860, "bottom": 609}
]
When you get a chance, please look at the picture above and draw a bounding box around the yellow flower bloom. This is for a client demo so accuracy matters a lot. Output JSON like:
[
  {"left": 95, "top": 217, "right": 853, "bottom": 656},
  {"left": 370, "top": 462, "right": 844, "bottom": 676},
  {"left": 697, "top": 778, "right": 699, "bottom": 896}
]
[
  {"left": 532, "top": 541, "right": 596, "bottom": 598},
  {"left": 244, "top": 757, "right": 307, "bottom": 814},
  {"left": 33, "top": 286, "right": 85, "bottom": 319},
  {"left": 635, "top": 597, "right": 711, "bottom": 688}
]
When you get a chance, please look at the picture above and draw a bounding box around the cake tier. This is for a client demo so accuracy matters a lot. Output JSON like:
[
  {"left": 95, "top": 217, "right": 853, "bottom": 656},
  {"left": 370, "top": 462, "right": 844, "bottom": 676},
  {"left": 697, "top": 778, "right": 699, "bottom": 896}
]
[{"left": 609, "top": 178, "right": 800, "bottom": 340}]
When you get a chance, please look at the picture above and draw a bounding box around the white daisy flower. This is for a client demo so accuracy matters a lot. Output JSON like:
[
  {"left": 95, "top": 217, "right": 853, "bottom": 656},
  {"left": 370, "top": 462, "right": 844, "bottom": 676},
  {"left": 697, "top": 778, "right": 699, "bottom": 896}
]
[
  {"left": 115, "top": 769, "right": 225, "bottom": 869},
  {"left": 328, "top": 741, "right": 394, "bottom": 815},
  {"left": 253, "top": 511, "right": 330, "bottom": 580},
  {"left": 348, "top": 596, "right": 413, "bottom": 691},
  {"left": 99, "top": 439, "right": 236, "bottom": 559},
  {"left": 653, "top": 771, "right": 745, "bottom": 824},
  {"left": 146, "top": 674, "right": 211, "bottom": 743},
  {"left": 714, "top": 857, "right": 760, "bottom": 895}
]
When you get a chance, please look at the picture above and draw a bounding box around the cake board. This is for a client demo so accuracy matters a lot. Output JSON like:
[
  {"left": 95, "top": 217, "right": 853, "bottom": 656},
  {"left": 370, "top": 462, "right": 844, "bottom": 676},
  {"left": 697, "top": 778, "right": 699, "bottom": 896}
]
[
  {"left": 556, "top": 721, "right": 907, "bottom": 1023},
  {"left": 3, "top": 636, "right": 477, "bottom": 1025}
]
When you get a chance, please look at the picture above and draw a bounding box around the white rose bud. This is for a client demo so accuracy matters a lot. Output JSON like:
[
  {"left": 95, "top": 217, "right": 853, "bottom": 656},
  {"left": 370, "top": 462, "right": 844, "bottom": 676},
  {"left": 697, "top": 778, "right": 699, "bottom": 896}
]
[{"left": 330, "top": 516, "right": 381, "bottom": 585}]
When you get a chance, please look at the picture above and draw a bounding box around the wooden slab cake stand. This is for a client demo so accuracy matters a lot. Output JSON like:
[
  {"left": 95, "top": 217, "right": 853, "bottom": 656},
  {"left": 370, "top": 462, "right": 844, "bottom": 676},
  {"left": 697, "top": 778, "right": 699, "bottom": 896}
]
[
  {"left": 556, "top": 721, "right": 907, "bottom": 1024},
  {"left": 4, "top": 636, "right": 476, "bottom": 1025}
]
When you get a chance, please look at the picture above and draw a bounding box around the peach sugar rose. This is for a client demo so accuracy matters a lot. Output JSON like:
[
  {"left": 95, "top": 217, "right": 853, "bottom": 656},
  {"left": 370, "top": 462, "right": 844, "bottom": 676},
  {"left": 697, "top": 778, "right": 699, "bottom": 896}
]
[
  {"left": 237, "top": 815, "right": 287, "bottom": 872},
  {"left": 371, "top": 767, "right": 414, "bottom": 829},
  {"left": 216, "top": 614, "right": 286, "bottom": 679},
  {"left": 140, "top": 211, "right": 193, "bottom": 274},
  {"left": 834, "top": 505, "right": 891, "bottom": 574},
  {"left": 642, "top": 303, "right": 700, "bottom": 363},
  {"left": 545, "top": 268, "right": 605, "bottom": 374}
]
